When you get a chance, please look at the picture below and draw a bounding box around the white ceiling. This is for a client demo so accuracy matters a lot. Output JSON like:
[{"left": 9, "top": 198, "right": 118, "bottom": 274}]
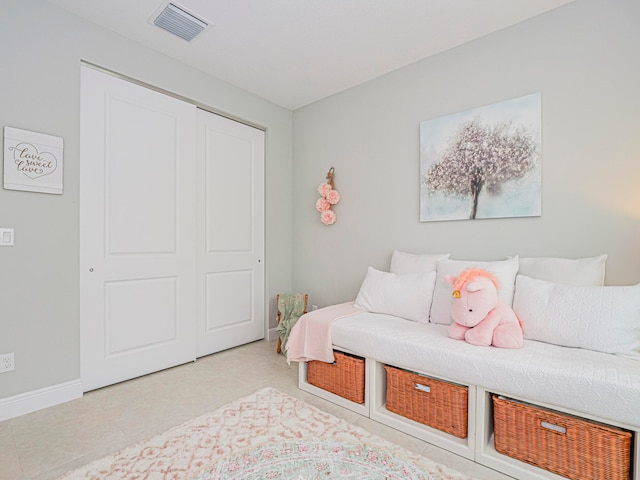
[{"left": 48, "top": 0, "right": 575, "bottom": 110}]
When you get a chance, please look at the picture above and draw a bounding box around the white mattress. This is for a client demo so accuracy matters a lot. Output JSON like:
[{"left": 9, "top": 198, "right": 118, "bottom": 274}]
[{"left": 331, "top": 313, "right": 640, "bottom": 428}]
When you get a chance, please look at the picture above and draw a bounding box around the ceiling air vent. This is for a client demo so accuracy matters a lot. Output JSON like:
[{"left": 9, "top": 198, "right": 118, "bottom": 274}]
[{"left": 153, "top": 3, "right": 209, "bottom": 42}]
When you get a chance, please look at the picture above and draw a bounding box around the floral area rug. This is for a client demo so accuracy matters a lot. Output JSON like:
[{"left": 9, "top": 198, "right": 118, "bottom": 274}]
[{"left": 59, "top": 387, "right": 474, "bottom": 479}]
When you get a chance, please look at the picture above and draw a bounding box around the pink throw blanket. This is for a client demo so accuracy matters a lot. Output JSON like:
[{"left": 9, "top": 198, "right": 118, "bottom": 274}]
[{"left": 286, "top": 302, "right": 366, "bottom": 364}]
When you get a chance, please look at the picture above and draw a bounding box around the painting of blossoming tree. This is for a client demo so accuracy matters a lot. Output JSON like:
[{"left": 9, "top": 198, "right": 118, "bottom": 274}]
[{"left": 420, "top": 93, "right": 541, "bottom": 221}]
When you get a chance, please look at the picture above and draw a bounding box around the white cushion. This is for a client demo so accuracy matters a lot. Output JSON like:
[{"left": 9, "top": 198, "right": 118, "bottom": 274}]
[
  {"left": 430, "top": 257, "right": 519, "bottom": 325},
  {"left": 354, "top": 267, "right": 436, "bottom": 323},
  {"left": 513, "top": 275, "right": 640, "bottom": 358},
  {"left": 517, "top": 255, "right": 607, "bottom": 286},
  {"left": 331, "top": 313, "right": 640, "bottom": 428},
  {"left": 389, "top": 250, "right": 450, "bottom": 274}
]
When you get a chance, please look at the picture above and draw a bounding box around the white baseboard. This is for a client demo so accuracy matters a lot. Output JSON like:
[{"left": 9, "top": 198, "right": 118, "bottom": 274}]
[
  {"left": 0, "top": 379, "right": 83, "bottom": 422},
  {"left": 267, "top": 327, "right": 278, "bottom": 342}
]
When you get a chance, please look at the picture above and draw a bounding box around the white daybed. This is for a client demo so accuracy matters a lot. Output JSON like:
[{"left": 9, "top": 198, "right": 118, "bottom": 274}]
[{"left": 295, "top": 253, "right": 640, "bottom": 480}]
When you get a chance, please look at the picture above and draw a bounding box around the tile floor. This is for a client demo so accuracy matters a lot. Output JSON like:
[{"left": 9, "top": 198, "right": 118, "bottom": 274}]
[{"left": 0, "top": 340, "right": 513, "bottom": 480}]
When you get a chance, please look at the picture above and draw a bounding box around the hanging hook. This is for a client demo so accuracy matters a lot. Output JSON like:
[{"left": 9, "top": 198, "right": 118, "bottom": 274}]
[{"left": 326, "top": 167, "right": 335, "bottom": 189}]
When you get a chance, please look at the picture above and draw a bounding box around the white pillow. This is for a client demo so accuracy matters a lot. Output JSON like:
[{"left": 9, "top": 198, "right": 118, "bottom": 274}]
[
  {"left": 430, "top": 257, "right": 519, "bottom": 325},
  {"left": 354, "top": 267, "right": 436, "bottom": 323},
  {"left": 513, "top": 275, "right": 640, "bottom": 359},
  {"left": 517, "top": 255, "right": 607, "bottom": 286},
  {"left": 390, "top": 250, "right": 450, "bottom": 274}
]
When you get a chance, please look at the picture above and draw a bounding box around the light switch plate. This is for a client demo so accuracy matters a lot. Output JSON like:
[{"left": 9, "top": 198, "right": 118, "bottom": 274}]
[{"left": 0, "top": 228, "right": 14, "bottom": 246}]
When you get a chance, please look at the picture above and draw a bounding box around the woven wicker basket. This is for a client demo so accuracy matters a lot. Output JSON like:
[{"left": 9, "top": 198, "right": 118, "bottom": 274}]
[
  {"left": 307, "top": 351, "right": 365, "bottom": 404},
  {"left": 493, "top": 395, "right": 632, "bottom": 480},
  {"left": 384, "top": 365, "right": 468, "bottom": 438}
]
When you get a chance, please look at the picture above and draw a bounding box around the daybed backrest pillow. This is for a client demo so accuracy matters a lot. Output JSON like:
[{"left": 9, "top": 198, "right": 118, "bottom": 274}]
[
  {"left": 513, "top": 275, "right": 640, "bottom": 359},
  {"left": 354, "top": 267, "right": 436, "bottom": 323},
  {"left": 390, "top": 251, "right": 450, "bottom": 274},
  {"left": 517, "top": 255, "right": 607, "bottom": 286},
  {"left": 430, "top": 257, "right": 519, "bottom": 325}
]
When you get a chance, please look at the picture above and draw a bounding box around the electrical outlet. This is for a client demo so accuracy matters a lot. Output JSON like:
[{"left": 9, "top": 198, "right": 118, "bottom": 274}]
[
  {"left": 0, "top": 228, "right": 14, "bottom": 246},
  {"left": 0, "top": 353, "right": 15, "bottom": 373}
]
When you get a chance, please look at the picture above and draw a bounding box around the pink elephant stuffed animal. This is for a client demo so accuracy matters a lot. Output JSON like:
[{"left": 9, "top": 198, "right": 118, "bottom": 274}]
[{"left": 447, "top": 268, "right": 523, "bottom": 349}]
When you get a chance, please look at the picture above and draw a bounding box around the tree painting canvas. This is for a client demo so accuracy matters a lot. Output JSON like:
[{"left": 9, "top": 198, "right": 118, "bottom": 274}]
[{"left": 420, "top": 93, "right": 541, "bottom": 222}]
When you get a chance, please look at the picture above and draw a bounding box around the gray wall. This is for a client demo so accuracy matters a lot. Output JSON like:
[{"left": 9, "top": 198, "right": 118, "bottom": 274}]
[
  {"left": 293, "top": 0, "right": 640, "bottom": 307},
  {"left": 0, "top": 0, "right": 293, "bottom": 399}
]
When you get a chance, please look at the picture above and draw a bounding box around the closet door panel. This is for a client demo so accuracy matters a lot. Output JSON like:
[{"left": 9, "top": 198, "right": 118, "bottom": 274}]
[
  {"left": 197, "top": 108, "right": 265, "bottom": 356},
  {"left": 105, "top": 277, "right": 178, "bottom": 354},
  {"left": 204, "top": 128, "right": 253, "bottom": 252},
  {"left": 80, "top": 66, "right": 197, "bottom": 391},
  {"left": 107, "top": 97, "right": 178, "bottom": 254},
  {"left": 205, "top": 271, "right": 253, "bottom": 328}
]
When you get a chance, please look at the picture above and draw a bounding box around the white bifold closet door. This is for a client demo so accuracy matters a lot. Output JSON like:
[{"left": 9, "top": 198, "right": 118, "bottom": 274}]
[{"left": 80, "top": 66, "right": 264, "bottom": 391}]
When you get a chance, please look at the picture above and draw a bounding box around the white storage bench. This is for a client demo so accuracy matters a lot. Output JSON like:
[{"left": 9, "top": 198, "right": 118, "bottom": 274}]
[{"left": 298, "top": 312, "right": 640, "bottom": 480}]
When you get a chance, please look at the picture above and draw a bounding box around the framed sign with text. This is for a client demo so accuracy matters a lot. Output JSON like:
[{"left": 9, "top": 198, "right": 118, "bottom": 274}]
[{"left": 4, "top": 126, "right": 64, "bottom": 194}]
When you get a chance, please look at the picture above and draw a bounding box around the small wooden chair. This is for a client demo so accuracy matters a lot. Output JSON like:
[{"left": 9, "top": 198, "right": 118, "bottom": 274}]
[{"left": 276, "top": 293, "right": 308, "bottom": 353}]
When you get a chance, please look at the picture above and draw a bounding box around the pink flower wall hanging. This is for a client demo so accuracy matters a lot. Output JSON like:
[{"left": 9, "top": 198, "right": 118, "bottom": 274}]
[
  {"left": 325, "top": 189, "right": 340, "bottom": 205},
  {"left": 317, "top": 183, "right": 332, "bottom": 197},
  {"left": 320, "top": 210, "right": 337, "bottom": 225},
  {"left": 316, "top": 167, "right": 340, "bottom": 225},
  {"left": 316, "top": 198, "right": 331, "bottom": 212}
]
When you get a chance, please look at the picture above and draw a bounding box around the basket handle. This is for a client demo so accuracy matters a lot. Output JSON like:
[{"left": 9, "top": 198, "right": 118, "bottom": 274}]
[
  {"left": 541, "top": 421, "right": 567, "bottom": 434},
  {"left": 414, "top": 383, "right": 431, "bottom": 393}
]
